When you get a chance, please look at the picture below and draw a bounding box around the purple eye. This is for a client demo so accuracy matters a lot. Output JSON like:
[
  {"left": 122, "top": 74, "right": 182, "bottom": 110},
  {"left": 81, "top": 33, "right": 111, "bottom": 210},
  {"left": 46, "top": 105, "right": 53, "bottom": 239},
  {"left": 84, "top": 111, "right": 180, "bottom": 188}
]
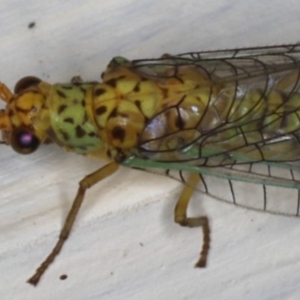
[
  {"left": 19, "top": 131, "right": 33, "bottom": 144},
  {"left": 11, "top": 128, "right": 40, "bottom": 154}
]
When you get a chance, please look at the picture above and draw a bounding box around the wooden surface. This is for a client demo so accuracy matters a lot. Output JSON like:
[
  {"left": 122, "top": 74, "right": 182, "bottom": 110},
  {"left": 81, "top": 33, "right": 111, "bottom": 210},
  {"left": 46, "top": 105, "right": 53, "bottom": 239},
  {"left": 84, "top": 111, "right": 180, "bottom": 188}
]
[{"left": 1, "top": 0, "right": 300, "bottom": 299}]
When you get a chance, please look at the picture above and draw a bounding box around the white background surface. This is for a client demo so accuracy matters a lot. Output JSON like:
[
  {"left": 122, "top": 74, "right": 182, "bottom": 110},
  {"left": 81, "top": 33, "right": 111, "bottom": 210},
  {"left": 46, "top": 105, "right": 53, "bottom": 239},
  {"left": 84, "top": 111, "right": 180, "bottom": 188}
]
[{"left": 1, "top": 1, "right": 300, "bottom": 299}]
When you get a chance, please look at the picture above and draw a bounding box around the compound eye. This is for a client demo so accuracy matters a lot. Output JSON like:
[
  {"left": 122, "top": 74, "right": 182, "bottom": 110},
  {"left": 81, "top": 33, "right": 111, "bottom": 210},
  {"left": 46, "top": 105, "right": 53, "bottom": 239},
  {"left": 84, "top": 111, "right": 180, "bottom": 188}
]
[
  {"left": 10, "top": 128, "right": 40, "bottom": 154},
  {"left": 14, "top": 76, "right": 41, "bottom": 94}
]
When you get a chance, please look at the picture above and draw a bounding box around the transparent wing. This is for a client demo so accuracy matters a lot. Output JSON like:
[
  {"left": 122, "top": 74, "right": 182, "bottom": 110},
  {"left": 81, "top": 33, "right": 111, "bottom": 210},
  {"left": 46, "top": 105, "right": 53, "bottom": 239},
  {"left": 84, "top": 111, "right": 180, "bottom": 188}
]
[
  {"left": 174, "top": 162, "right": 300, "bottom": 217},
  {"left": 132, "top": 43, "right": 300, "bottom": 83},
  {"left": 120, "top": 43, "right": 300, "bottom": 216},
  {"left": 123, "top": 158, "right": 300, "bottom": 217},
  {"left": 126, "top": 43, "right": 300, "bottom": 165}
]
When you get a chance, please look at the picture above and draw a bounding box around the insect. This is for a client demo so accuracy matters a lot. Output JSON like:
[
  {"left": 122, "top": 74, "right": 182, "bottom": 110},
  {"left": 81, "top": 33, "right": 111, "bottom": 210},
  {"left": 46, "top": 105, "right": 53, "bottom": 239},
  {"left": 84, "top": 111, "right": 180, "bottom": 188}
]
[{"left": 2, "top": 43, "right": 300, "bottom": 285}]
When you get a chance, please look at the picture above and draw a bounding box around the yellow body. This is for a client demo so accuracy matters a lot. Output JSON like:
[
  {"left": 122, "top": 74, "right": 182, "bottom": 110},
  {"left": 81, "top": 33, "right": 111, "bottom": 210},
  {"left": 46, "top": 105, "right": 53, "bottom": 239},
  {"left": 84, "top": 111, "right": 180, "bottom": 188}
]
[{"left": 2, "top": 44, "right": 300, "bottom": 285}]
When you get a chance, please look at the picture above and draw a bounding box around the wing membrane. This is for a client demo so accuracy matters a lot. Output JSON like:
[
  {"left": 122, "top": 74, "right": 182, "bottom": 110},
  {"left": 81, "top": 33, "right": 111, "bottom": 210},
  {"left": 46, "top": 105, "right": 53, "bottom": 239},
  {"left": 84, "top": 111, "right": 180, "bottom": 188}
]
[
  {"left": 122, "top": 43, "right": 300, "bottom": 217},
  {"left": 132, "top": 43, "right": 300, "bottom": 83},
  {"left": 123, "top": 158, "right": 300, "bottom": 217},
  {"left": 128, "top": 43, "right": 300, "bottom": 164}
]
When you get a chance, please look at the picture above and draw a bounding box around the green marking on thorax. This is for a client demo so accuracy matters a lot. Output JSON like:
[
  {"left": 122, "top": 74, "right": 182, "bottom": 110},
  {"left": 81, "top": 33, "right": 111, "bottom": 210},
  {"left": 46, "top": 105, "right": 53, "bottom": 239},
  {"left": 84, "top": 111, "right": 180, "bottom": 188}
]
[{"left": 48, "top": 83, "right": 103, "bottom": 154}]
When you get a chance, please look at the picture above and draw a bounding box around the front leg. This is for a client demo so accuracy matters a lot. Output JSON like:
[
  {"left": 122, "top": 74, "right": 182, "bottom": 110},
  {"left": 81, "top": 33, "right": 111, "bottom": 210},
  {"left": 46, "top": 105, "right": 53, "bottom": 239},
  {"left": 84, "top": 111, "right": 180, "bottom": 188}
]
[{"left": 27, "top": 162, "right": 119, "bottom": 285}]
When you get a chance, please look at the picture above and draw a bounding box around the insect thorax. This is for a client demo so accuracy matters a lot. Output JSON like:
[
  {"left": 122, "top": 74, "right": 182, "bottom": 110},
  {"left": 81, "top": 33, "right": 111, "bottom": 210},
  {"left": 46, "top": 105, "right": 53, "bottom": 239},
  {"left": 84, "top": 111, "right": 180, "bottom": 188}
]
[{"left": 48, "top": 83, "right": 103, "bottom": 154}]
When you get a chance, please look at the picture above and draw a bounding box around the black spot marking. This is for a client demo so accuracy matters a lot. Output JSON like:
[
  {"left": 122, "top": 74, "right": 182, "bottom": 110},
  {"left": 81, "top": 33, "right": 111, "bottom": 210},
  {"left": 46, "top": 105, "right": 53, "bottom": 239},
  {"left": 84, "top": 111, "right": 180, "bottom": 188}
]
[
  {"left": 60, "top": 130, "right": 69, "bottom": 141},
  {"left": 101, "top": 72, "right": 105, "bottom": 79},
  {"left": 134, "top": 100, "right": 141, "bottom": 109},
  {"left": 96, "top": 106, "right": 107, "bottom": 115},
  {"left": 64, "top": 118, "right": 74, "bottom": 124},
  {"left": 106, "top": 78, "right": 118, "bottom": 87},
  {"left": 75, "top": 125, "right": 86, "bottom": 138},
  {"left": 58, "top": 104, "right": 67, "bottom": 114},
  {"left": 81, "top": 99, "right": 86, "bottom": 107},
  {"left": 112, "top": 126, "right": 125, "bottom": 142},
  {"left": 94, "top": 88, "right": 106, "bottom": 96},
  {"left": 133, "top": 83, "right": 140, "bottom": 92},
  {"left": 88, "top": 132, "right": 98, "bottom": 137},
  {"left": 109, "top": 108, "right": 118, "bottom": 118},
  {"left": 57, "top": 90, "right": 67, "bottom": 98},
  {"left": 175, "top": 116, "right": 185, "bottom": 129}
]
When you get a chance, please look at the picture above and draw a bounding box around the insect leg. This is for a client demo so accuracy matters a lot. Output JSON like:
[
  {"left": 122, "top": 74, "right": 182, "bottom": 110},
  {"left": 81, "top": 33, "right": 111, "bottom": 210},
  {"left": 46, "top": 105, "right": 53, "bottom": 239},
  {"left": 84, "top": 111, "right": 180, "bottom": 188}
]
[
  {"left": 27, "top": 161, "right": 119, "bottom": 286},
  {"left": 174, "top": 173, "right": 210, "bottom": 268}
]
